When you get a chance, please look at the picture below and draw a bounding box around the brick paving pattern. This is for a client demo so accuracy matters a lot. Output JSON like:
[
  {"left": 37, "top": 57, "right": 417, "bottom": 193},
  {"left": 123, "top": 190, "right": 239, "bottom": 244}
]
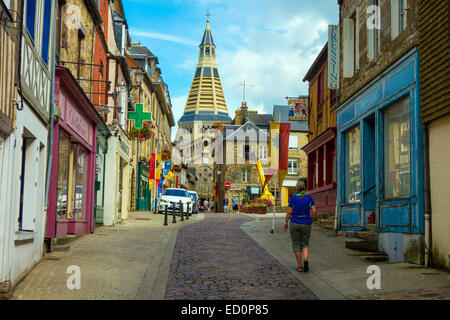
[{"left": 165, "top": 212, "right": 318, "bottom": 300}]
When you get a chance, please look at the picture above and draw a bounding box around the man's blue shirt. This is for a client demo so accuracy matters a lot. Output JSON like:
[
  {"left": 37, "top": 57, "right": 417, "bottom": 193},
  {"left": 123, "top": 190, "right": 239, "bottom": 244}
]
[{"left": 288, "top": 193, "right": 315, "bottom": 225}]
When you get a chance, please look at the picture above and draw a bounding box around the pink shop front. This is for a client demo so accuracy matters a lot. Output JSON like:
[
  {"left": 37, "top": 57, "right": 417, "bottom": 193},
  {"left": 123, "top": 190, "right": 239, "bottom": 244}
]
[{"left": 46, "top": 67, "right": 102, "bottom": 238}]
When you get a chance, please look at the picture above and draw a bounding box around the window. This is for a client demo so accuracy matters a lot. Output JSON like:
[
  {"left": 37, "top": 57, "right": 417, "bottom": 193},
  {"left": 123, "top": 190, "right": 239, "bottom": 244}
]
[
  {"left": 345, "top": 126, "right": 361, "bottom": 203},
  {"left": 343, "top": 15, "right": 356, "bottom": 77},
  {"left": 368, "top": 0, "right": 380, "bottom": 60},
  {"left": 259, "top": 144, "right": 268, "bottom": 159},
  {"left": 289, "top": 135, "right": 298, "bottom": 150},
  {"left": 56, "top": 131, "right": 70, "bottom": 218},
  {"left": 76, "top": 28, "right": 86, "bottom": 78},
  {"left": 317, "top": 72, "right": 324, "bottom": 106},
  {"left": 244, "top": 145, "right": 250, "bottom": 161},
  {"left": 391, "top": 0, "right": 407, "bottom": 39},
  {"left": 242, "top": 169, "right": 250, "bottom": 182},
  {"left": 26, "top": 0, "right": 37, "bottom": 41},
  {"left": 288, "top": 159, "right": 298, "bottom": 175},
  {"left": 384, "top": 97, "right": 410, "bottom": 198}
]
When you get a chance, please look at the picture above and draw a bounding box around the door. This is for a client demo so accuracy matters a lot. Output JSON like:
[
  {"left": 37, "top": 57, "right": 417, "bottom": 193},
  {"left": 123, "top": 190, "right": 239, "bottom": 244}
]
[{"left": 362, "top": 114, "right": 376, "bottom": 227}]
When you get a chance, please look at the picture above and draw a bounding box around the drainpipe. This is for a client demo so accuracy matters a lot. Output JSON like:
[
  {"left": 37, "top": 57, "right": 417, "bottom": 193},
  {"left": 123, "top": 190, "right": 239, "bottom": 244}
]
[
  {"left": 423, "top": 123, "right": 432, "bottom": 267},
  {"left": 44, "top": 0, "right": 58, "bottom": 246}
]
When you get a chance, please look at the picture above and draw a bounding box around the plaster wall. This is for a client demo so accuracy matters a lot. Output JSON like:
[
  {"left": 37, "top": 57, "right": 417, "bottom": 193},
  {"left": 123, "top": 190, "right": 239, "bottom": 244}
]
[{"left": 429, "top": 114, "right": 450, "bottom": 269}]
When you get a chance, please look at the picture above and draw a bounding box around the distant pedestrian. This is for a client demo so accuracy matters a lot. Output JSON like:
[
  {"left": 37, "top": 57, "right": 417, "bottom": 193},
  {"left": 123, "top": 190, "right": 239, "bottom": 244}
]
[
  {"left": 223, "top": 197, "right": 229, "bottom": 213},
  {"left": 232, "top": 196, "right": 239, "bottom": 213},
  {"left": 204, "top": 199, "right": 209, "bottom": 213},
  {"left": 210, "top": 197, "right": 215, "bottom": 213},
  {"left": 284, "top": 180, "right": 317, "bottom": 273}
]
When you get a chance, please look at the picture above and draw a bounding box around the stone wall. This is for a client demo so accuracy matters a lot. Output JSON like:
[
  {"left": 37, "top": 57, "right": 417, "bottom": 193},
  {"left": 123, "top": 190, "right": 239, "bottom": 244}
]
[{"left": 339, "top": 0, "right": 419, "bottom": 104}]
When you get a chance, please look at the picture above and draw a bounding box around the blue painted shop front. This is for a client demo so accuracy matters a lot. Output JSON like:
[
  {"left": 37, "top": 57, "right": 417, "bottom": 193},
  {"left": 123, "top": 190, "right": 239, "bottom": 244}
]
[{"left": 336, "top": 48, "right": 425, "bottom": 264}]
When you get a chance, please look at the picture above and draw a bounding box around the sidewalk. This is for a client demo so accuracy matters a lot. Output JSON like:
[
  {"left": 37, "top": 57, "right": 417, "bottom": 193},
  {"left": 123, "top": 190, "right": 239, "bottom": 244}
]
[
  {"left": 11, "top": 211, "right": 204, "bottom": 300},
  {"left": 241, "top": 216, "right": 450, "bottom": 300}
]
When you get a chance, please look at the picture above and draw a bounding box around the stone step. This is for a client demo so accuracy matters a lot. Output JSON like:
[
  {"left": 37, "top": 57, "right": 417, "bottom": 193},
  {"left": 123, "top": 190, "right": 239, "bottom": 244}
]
[
  {"left": 342, "top": 230, "right": 378, "bottom": 241},
  {"left": 352, "top": 252, "right": 389, "bottom": 263},
  {"left": 51, "top": 244, "right": 70, "bottom": 252},
  {"left": 345, "top": 238, "right": 378, "bottom": 252}
]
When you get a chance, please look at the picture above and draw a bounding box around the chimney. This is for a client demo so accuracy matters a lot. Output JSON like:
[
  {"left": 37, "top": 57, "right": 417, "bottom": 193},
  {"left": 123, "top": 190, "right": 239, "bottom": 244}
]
[{"left": 241, "top": 101, "right": 248, "bottom": 125}]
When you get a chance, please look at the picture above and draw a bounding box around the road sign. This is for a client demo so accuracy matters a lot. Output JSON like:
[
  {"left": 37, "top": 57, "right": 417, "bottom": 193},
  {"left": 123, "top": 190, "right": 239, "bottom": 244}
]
[{"left": 225, "top": 182, "right": 231, "bottom": 189}]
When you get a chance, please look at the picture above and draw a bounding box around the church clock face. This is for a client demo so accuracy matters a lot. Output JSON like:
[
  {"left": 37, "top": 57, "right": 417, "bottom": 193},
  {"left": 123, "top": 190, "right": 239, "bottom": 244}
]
[{"left": 198, "top": 166, "right": 213, "bottom": 196}]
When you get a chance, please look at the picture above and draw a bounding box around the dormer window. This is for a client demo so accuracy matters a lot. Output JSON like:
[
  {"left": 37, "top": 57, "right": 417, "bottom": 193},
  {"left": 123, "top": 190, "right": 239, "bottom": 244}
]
[
  {"left": 200, "top": 48, "right": 204, "bottom": 55},
  {"left": 212, "top": 48, "right": 215, "bottom": 56},
  {"left": 205, "top": 47, "right": 210, "bottom": 55}
]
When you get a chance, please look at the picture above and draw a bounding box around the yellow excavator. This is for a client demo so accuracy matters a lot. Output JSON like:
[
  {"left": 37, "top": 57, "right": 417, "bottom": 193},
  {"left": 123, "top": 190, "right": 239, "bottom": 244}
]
[{"left": 256, "top": 160, "right": 275, "bottom": 203}]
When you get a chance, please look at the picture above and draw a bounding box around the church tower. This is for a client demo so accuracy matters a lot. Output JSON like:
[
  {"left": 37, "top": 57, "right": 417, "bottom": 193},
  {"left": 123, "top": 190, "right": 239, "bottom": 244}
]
[
  {"left": 177, "top": 16, "right": 231, "bottom": 198},
  {"left": 178, "top": 16, "right": 232, "bottom": 130}
]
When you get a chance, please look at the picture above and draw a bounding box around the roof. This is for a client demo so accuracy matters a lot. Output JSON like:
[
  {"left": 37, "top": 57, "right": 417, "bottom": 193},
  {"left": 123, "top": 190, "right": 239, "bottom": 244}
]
[
  {"left": 200, "top": 20, "right": 215, "bottom": 47},
  {"left": 247, "top": 114, "right": 273, "bottom": 126},
  {"left": 273, "top": 105, "right": 308, "bottom": 132},
  {"left": 303, "top": 42, "right": 328, "bottom": 82},
  {"left": 223, "top": 122, "right": 269, "bottom": 141},
  {"left": 178, "top": 110, "right": 232, "bottom": 124}
]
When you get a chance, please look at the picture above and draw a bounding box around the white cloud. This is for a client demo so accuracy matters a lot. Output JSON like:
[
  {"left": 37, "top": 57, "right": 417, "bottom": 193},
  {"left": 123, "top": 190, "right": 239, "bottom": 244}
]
[{"left": 130, "top": 29, "right": 198, "bottom": 46}]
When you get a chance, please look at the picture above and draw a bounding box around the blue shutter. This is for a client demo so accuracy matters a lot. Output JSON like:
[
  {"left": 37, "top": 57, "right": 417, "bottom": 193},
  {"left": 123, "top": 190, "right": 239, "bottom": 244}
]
[
  {"left": 26, "top": 0, "right": 37, "bottom": 41},
  {"left": 42, "top": 0, "right": 52, "bottom": 65}
]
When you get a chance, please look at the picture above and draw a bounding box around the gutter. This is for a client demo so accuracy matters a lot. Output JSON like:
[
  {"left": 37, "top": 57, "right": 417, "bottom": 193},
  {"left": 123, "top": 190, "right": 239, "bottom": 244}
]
[{"left": 44, "top": 0, "right": 58, "bottom": 246}]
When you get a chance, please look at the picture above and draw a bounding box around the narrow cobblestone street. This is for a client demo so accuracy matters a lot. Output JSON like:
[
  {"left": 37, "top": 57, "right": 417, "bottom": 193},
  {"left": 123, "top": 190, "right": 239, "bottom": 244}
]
[{"left": 165, "top": 213, "right": 317, "bottom": 300}]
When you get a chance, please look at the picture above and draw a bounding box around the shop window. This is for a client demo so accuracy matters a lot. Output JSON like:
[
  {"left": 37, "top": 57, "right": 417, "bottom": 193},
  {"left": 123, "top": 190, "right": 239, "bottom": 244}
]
[
  {"left": 288, "top": 159, "right": 298, "bottom": 175},
  {"left": 345, "top": 126, "right": 361, "bottom": 203},
  {"left": 56, "top": 133, "right": 88, "bottom": 220},
  {"left": 383, "top": 97, "right": 410, "bottom": 198},
  {"left": 56, "top": 131, "right": 70, "bottom": 218}
]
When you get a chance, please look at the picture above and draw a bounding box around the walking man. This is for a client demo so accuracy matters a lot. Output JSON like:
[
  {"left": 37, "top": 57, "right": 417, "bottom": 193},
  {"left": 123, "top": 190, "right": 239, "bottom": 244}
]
[{"left": 223, "top": 197, "right": 229, "bottom": 213}]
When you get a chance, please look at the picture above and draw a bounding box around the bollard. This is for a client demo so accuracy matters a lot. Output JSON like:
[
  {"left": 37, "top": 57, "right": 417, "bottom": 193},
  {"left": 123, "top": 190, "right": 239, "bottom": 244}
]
[
  {"left": 179, "top": 200, "right": 184, "bottom": 221},
  {"left": 171, "top": 202, "right": 177, "bottom": 223},
  {"left": 186, "top": 202, "right": 190, "bottom": 220},
  {"left": 164, "top": 205, "right": 168, "bottom": 226}
]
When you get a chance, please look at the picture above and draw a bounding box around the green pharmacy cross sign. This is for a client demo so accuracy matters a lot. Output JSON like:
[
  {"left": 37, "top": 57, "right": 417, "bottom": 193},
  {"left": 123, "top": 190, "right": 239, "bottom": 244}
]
[{"left": 128, "top": 104, "right": 152, "bottom": 129}]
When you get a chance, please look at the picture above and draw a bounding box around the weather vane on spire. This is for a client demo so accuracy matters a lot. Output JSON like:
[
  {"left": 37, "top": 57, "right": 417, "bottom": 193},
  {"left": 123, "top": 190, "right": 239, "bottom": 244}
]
[{"left": 206, "top": 9, "right": 211, "bottom": 22}]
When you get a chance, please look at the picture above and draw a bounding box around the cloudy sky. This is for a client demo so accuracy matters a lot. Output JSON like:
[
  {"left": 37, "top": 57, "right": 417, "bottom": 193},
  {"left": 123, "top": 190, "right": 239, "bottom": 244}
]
[{"left": 125, "top": 0, "right": 339, "bottom": 137}]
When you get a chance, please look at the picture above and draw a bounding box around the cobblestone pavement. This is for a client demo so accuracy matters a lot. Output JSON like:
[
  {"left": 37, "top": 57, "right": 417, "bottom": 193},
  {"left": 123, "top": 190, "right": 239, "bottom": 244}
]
[
  {"left": 11, "top": 212, "right": 200, "bottom": 300},
  {"left": 164, "top": 212, "right": 318, "bottom": 300}
]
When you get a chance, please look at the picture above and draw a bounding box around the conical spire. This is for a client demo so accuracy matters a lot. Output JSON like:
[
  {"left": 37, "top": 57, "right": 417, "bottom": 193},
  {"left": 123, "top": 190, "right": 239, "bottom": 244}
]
[{"left": 178, "top": 17, "right": 231, "bottom": 126}]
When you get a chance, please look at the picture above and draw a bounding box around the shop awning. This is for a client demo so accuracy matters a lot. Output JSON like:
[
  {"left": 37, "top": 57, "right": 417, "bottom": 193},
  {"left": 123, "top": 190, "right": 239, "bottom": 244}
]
[{"left": 282, "top": 179, "right": 297, "bottom": 187}]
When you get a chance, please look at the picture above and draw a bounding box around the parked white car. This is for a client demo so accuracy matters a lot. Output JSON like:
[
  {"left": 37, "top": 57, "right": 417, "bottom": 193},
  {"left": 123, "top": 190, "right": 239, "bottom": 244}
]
[{"left": 158, "top": 188, "right": 193, "bottom": 215}]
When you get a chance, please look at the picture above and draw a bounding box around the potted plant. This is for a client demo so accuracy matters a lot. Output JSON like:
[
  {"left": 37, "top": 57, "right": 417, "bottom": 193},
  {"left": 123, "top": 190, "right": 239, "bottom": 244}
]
[{"left": 173, "top": 164, "right": 182, "bottom": 172}]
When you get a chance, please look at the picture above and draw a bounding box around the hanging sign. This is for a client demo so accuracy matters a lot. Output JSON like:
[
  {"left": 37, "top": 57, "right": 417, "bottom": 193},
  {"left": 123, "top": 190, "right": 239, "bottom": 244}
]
[
  {"left": 128, "top": 104, "right": 152, "bottom": 129},
  {"left": 328, "top": 25, "right": 340, "bottom": 89}
]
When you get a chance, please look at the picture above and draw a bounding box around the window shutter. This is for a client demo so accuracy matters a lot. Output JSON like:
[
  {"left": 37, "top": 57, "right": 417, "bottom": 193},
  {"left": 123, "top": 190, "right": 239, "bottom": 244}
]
[
  {"left": 368, "top": 24, "right": 375, "bottom": 60},
  {"left": 355, "top": 8, "right": 360, "bottom": 70},
  {"left": 391, "top": 0, "right": 400, "bottom": 39},
  {"left": 343, "top": 18, "right": 354, "bottom": 78}
]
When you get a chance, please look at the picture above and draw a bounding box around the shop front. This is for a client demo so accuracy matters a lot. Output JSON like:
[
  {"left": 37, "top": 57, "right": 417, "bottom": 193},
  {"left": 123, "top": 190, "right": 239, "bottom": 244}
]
[
  {"left": 336, "top": 48, "right": 424, "bottom": 263},
  {"left": 302, "top": 128, "right": 337, "bottom": 216},
  {"left": 104, "top": 125, "right": 131, "bottom": 225},
  {"left": 94, "top": 122, "right": 110, "bottom": 226},
  {"left": 47, "top": 67, "right": 102, "bottom": 238},
  {"left": 136, "top": 161, "right": 150, "bottom": 211}
]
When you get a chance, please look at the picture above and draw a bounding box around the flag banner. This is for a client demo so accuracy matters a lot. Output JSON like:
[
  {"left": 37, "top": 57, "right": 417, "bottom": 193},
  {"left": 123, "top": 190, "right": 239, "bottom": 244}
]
[
  {"left": 149, "top": 179, "right": 154, "bottom": 190},
  {"left": 269, "top": 122, "right": 280, "bottom": 171},
  {"left": 176, "top": 175, "right": 179, "bottom": 188},
  {"left": 279, "top": 122, "right": 291, "bottom": 171},
  {"left": 157, "top": 170, "right": 164, "bottom": 196},
  {"left": 278, "top": 122, "right": 291, "bottom": 187},
  {"left": 155, "top": 154, "right": 162, "bottom": 181},
  {"left": 149, "top": 154, "right": 156, "bottom": 180}
]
